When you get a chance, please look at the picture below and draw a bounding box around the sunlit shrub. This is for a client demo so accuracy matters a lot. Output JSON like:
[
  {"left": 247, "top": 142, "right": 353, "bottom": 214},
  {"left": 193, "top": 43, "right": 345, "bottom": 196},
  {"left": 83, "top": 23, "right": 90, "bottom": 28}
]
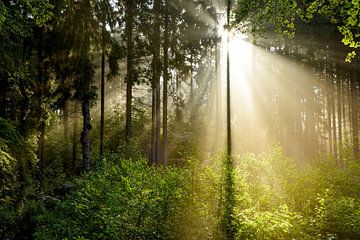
[
  {"left": 175, "top": 156, "right": 223, "bottom": 239},
  {"left": 34, "top": 157, "right": 187, "bottom": 240},
  {"left": 311, "top": 193, "right": 360, "bottom": 240},
  {"left": 229, "top": 145, "right": 360, "bottom": 239}
]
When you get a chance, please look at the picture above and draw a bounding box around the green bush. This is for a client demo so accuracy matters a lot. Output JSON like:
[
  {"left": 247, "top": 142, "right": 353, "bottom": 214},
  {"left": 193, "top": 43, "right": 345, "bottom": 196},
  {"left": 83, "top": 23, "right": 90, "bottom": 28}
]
[
  {"left": 34, "top": 157, "right": 187, "bottom": 240},
  {"left": 231, "top": 145, "right": 360, "bottom": 240},
  {"left": 311, "top": 193, "right": 360, "bottom": 239}
]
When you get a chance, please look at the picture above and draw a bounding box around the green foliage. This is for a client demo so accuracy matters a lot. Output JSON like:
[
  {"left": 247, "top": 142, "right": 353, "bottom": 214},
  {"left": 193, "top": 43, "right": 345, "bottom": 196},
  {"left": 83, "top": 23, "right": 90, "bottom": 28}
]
[
  {"left": 233, "top": 0, "right": 360, "bottom": 61},
  {"left": 313, "top": 194, "right": 360, "bottom": 239},
  {"left": 2, "top": 141, "right": 360, "bottom": 240},
  {"left": 234, "top": 0, "right": 298, "bottom": 38},
  {"left": 295, "top": 0, "right": 360, "bottom": 61},
  {"left": 0, "top": 118, "right": 37, "bottom": 202},
  {"left": 176, "top": 156, "right": 223, "bottom": 239},
  {"left": 25, "top": 0, "right": 54, "bottom": 27},
  {"left": 34, "top": 157, "right": 188, "bottom": 240},
  {"left": 0, "top": 118, "right": 40, "bottom": 239},
  {"left": 0, "top": 146, "right": 17, "bottom": 202},
  {"left": 0, "top": 2, "right": 7, "bottom": 29},
  {"left": 230, "top": 145, "right": 360, "bottom": 239}
]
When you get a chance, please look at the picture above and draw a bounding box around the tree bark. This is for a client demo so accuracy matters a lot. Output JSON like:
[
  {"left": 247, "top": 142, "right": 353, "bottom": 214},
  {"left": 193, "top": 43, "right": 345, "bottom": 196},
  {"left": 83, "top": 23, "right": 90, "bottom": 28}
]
[
  {"left": 337, "top": 66, "right": 342, "bottom": 160},
  {"left": 162, "top": 0, "right": 169, "bottom": 165},
  {"left": 226, "top": 1, "right": 232, "bottom": 158},
  {"left": 64, "top": 100, "right": 69, "bottom": 140},
  {"left": 81, "top": 99, "right": 91, "bottom": 171},
  {"left": 37, "top": 121, "right": 45, "bottom": 190},
  {"left": 152, "top": 0, "right": 161, "bottom": 165},
  {"left": 326, "top": 63, "right": 333, "bottom": 154},
  {"left": 100, "top": 28, "right": 105, "bottom": 158},
  {"left": 215, "top": 30, "right": 221, "bottom": 137},
  {"left": 125, "top": 0, "right": 134, "bottom": 144},
  {"left": 190, "top": 53, "right": 194, "bottom": 103},
  {"left": 331, "top": 65, "right": 337, "bottom": 159},
  {"left": 351, "top": 67, "right": 359, "bottom": 159},
  {"left": 72, "top": 102, "right": 78, "bottom": 172},
  {"left": 37, "top": 27, "right": 45, "bottom": 190}
]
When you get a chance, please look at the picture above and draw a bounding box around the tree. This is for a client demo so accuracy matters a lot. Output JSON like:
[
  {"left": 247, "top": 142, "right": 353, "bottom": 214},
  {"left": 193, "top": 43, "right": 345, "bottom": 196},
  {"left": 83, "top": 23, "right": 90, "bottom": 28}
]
[
  {"left": 125, "top": 0, "right": 135, "bottom": 144},
  {"left": 151, "top": 0, "right": 161, "bottom": 165},
  {"left": 60, "top": 0, "right": 101, "bottom": 171},
  {"left": 162, "top": 0, "right": 170, "bottom": 165},
  {"left": 96, "top": 0, "right": 117, "bottom": 158}
]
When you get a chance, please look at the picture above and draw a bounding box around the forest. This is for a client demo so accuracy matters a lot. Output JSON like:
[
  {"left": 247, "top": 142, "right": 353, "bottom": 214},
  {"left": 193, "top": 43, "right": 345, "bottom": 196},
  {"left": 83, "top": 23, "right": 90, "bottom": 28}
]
[{"left": 1, "top": 0, "right": 360, "bottom": 239}]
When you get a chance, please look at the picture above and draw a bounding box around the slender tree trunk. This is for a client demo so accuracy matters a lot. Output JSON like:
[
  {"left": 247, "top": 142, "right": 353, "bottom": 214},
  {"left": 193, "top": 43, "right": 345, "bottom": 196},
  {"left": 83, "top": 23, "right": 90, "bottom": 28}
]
[
  {"left": 19, "top": 85, "right": 28, "bottom": 136},
  {"left": 331, "top": 67, "right": 337, "bottom": 159},
  {"left": 37, "top": 28, "right": 45, "bottom": 190},
  {"left": 215, "top": 31, "right": 221, "bottom": 136},
  {"left": 64, "top": 101, "right": 69, "bottom": 140},
  {"left": 347, "top": 74, "right": 355, "bottom": 134},
  {"left": 81, "top": 99, "right": 91, "bottom": 171},
  {"left": 37, "top": 121, "right": 45, "bottom": 190},
  {"left": 321, "top": 85, "right": 327, "bottom": 153},
  {"left": 63, "top": 100, "right": 71, "bottom": 174},
  {"left": 351, "top": 67, "right": 359, "bottom": 159},
  {"left": 72, "top": 102, "right": 78, "bottom": 172},
  {"left": 152, "top": 86, "right": 156, "bottom": 163},
  {"left": 306, "top": 95, "right": 316, "bottom": 158},
  {"left": 156, "top": 74, "right": 161, "bottom": 165},
  {"left": 125, "top": 0, "right": 134, "bottom": 143},
  {"left": 326, "top": 64, "right": 333, "bottom": 154},
  {"left": 100, "top": 28, "right": 106, "bottom": 157},
  {"left": 226, "top": 3, "right": 232, "bottom": 158},
  {"left": 152, "top": 0, "right": 161, "bottom": 165},
  {"left": 190, "top": 53, "right": 194, "bottom": 102},
  {"left": 162, "top": 0, "right": 169, "bottom": 165},
  {"left": 337, "top": 67, "right": 342, "bottom": 160},
  {"left": 342, "top": 77, "right": 347, "bottom": 140}
]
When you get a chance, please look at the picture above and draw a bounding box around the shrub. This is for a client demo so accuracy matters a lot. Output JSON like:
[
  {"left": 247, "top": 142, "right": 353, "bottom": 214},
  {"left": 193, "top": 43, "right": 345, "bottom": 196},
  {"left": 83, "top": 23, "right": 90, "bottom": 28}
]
[{"left": 34, "top": 157, "right": 187, "bottom": 240}]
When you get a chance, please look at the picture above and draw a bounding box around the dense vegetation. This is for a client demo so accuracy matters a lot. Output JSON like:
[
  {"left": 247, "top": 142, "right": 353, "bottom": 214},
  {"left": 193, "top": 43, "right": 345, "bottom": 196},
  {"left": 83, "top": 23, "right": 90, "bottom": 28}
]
[
  {"left": 2, "top": 121, "right": 360, "bottom": 239},
  {"left": 1, "top": 0, "right": 360, "bottom": 239}
]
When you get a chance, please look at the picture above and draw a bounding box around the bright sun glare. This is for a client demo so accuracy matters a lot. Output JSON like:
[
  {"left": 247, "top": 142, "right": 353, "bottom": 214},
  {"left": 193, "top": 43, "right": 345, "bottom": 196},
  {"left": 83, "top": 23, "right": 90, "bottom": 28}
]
[{"left": 221, "top": 30, "right": 254, "bottom": 111}]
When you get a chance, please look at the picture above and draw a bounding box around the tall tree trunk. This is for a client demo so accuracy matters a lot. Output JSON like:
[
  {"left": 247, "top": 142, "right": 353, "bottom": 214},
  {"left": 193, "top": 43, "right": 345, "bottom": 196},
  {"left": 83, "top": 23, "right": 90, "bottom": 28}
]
[
  {"left": 156, "top": 74, "right": 161, "bottom": 165},
  {"left": 321, "top": 85, "right": 327, "bottom": 153},
  {"left": 37, "top": 28, "right": 45, "bottom": 190},
  {"left": 100, "top": 28, "right": 106, "bottom": 157},
  {"left": 337, "top": 66, "right": 342, "bottom": 160},
  {"left": 190, "top": 53, "right": 194, "bottom": 102},
  {"left": 72, "top": 102, "right": 78, "bottom": 172},
  {"left": 215, "top": 30, "right": 221, "bottom": 137},
  {"left": 226, "top": 1, "right": 232, "bottom": 158},
  {"left": 37, "top": 121, "right": 45, "bottom": 190},
  {"left": 347, "top": 74, "right": 355, "bottom": 134},
  {"left": 19, "top": 85, "right": 29, "bottom": 136},
  {"left": 81, "top": 99, "right": 91, "bottom": 171},
  {"left": 342, "top": 76, "right": 347, "bottom": 141},
  {"left": 152, "top": 0, "right": 161, "bottom": 165},
  {"left": 162, "top": 0, "right": 169, "bottom": 165},
  {"left": 326, "top": 64, "right": 333, "bottom": 154},
  {"left": 331, "top": 66, "right": 337, "bottom": 159},
  {"left": 64, "top": 101, "right": 69, "bottom": 140},
  {"left": 351, "top": 67, "right": 359, "bottom": 159},
  {"left": 63, "top": 100, "right": 71, "bottom": 174},
  {"left": 125, "top": 0, "right": 134, "bottom": 143},
  {"left": 152, "top": 85, "right": 156, "bottom": 163},
  {"left": 306, "top": 94, "right": 316, "bottom": 159}
]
